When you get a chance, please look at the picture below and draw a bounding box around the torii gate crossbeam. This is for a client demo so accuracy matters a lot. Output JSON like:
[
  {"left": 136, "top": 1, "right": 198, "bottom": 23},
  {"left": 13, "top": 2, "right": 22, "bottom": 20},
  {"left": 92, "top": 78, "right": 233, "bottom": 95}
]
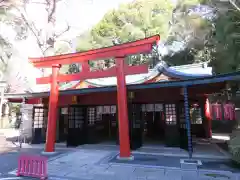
[{"left": 29, "top": 35, "right": 160, "bottom": 159}]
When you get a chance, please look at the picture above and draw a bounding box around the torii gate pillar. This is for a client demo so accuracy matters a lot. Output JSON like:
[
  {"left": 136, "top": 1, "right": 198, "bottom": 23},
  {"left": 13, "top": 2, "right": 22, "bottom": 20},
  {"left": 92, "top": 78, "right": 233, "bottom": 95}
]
[
  {"left": 116, "top": 57, "right": 131, "bottom": 159},
  {"left": 45, "top": 64, "right": 61, "bottom": 153}
]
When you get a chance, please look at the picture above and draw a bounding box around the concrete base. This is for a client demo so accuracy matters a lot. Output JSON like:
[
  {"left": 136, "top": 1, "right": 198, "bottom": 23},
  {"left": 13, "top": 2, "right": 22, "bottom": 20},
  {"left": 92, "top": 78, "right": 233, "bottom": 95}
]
[
  {"left": 41, "top": 151, "right": 57, "bottom": 155},
  {"left": 117, "top": 155, "right": 134, "bottom": 161},
  {"left": 180, "top": 159, "right": 202, "bottom": 170}
]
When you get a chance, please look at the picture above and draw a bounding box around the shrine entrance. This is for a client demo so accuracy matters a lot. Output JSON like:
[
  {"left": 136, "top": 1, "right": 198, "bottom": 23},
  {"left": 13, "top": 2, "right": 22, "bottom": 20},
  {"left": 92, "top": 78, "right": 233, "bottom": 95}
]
[
  {"left": 89, "top": 105, "right": 118, "bottom": 144},
  {"left": 128, "top": 104, "right": 143, "bottom": 150},
  {"left": 66, "top": 105, "right": 87, "bottom": 147},
  {"left": 29, "top": 35, "right": 160, "bottom": 158},
  {"left": 141, "top": 104, "right": 165, "bottom": 144},
  {"left": 59, "top": 105, "right": 119, "bottom": 147}
]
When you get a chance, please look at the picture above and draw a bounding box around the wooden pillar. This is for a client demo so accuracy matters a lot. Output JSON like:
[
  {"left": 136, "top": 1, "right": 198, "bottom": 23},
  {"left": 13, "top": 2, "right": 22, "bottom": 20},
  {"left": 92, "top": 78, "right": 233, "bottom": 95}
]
[
  {"left": 45, "top": 64, "right": 61, "bottom": 152},
  {"left": 183, "top": 86, "right": 193, "bottom": 158},
  {"left": 116, "top": 57, "right": 131, "bottom": 158},
  {"left": 205, "top": 98, "right": 212, "bottom": 138}
]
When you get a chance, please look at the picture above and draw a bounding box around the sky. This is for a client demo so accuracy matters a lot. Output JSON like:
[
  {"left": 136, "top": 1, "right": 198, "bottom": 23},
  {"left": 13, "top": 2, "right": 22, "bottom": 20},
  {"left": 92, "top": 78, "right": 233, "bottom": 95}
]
[
  {"left": 3, "top": 0, "right": 214, "bottom": 92},
  {"left": 20, "top": 0, "right": 134, "bottom": 57},
  {"left": 24, "top": 0, "right": 212, "bottom": 56},
  {"left": 56, "top": 0, "right": 134, "bottom": 40}
]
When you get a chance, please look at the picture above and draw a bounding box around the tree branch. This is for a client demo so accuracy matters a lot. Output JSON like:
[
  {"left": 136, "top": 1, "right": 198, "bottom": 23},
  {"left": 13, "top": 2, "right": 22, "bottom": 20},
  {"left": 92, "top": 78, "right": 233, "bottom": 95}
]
[
  {"left": 0, "top": 0, "right": 11, "bottom": 7},
  {"left": 54, "top": 24, "right": 70, "bottom": 39},
  {"left": 47, "top": 0, "right": 56, "bottom": 22},
  {"left": 14, "top": 7, "right": 45, "bottom": 56},
  {"left": 43, "top": 45, "right": 52, "bottom": 54},
  {"left": 229, "top": 0, "right": 240, "bottom": 12},
  {"left": 0, "top": 56, "right": 7, "bottom": 66}
]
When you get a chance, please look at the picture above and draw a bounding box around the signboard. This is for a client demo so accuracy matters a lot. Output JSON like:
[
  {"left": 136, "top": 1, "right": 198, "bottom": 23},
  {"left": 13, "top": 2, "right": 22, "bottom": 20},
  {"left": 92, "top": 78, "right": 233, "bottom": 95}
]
[{"left": 20, "top": 104, "right": 34, "bottom": 113}]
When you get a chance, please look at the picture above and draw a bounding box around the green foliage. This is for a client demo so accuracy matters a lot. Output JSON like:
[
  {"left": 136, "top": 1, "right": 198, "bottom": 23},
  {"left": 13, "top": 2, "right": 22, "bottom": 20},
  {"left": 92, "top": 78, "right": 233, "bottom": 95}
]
[
  {"left": 161, "top": 0, "right": 213, "bottom": 66},
  {"left": 229, "top": 129, "right": 240, "bottom": 164},
  {"left": 165, "top": 0, "right": 240, "bottom": 74},
  {"left": 75, "top": 0, "right": 240, "bottom": 75},
  {"left": 75, "top": 0, "right": 212, "bottom": 71},
  {"left": 77, "top": 0, "right": 175, "bottom": 52},
  {"left": 209, "top": 9, "right": 240, "bottom": 74},
  {"left": 163, "top": 49, "right": 196, "bottom": 66},
  {"left": 168, "top": 1, "right": 212, "bottom": 47}
]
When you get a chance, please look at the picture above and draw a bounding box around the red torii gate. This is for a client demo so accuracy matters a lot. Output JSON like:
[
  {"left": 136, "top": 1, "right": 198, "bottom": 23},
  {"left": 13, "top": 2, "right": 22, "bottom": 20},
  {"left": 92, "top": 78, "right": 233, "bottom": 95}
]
[{"left": 29, "top": 35, "right": 160, "bottom": 159}]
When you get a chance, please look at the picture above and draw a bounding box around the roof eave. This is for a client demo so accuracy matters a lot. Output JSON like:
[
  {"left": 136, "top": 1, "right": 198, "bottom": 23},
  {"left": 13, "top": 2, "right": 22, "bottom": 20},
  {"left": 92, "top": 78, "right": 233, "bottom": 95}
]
[{"left": 5, "top": 71, "right": 240, "bottom": 99}]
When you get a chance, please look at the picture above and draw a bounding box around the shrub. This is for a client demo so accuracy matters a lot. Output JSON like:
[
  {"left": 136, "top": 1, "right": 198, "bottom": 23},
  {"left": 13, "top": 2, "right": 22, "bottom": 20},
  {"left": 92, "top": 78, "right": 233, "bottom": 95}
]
[{"left": 228, "top": 128, "right": 240, "bottom": 164}]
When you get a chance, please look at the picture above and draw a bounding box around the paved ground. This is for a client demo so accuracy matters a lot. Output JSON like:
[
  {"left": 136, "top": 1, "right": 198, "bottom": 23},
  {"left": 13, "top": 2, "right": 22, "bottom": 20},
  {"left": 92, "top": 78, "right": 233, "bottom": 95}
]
[
  {"left": 109, "top": 153, "right": 239, "bottom": 172},
  {"left": 0, "top": 133, "right": 17, "bottom": 154},
  {"left": 0, "top": 130, "right": 237, "bottom": 180},
  {"left": 0, "top": 148, "right": 72, "bottom": 175},
  {"left": 0, "top": 131, "right": 73, "bottom": 180},
  {"left": 5, "top": 147, "right": 240, "bottom": 180}
]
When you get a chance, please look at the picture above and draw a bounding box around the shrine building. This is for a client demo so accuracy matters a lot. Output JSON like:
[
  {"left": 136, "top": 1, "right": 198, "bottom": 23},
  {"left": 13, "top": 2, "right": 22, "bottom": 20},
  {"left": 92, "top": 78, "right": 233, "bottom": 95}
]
[{"left": 5, "top": 35, "right": 239, "bottom": 159}]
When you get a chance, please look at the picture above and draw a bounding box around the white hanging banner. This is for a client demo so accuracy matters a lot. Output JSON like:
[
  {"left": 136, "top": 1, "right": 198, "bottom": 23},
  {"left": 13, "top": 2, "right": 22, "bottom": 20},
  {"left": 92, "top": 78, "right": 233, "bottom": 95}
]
[
  {"left": 97, "top": 106, "right": 103, "bottom": 114},
  {"left": 111, "top": 105, "right": 116, "bottom": 114},
  {"left": 146, "top": 104, "right": 154, "bottom": 112},
  {"left": 61, "top": 108, "right": 68, "bottom": 115},
  {"left": 155, "top": 104, "right": 163, "bottom": 112},
  {"left": 103, "top": 106, "right": 111, "bottom": 114}
]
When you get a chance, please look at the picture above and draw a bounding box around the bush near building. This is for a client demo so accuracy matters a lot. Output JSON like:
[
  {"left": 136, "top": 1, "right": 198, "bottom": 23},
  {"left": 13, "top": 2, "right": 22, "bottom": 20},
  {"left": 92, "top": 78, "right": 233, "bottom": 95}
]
[{"left": 228, "top": 128, "right": 240, "bottom": 164}]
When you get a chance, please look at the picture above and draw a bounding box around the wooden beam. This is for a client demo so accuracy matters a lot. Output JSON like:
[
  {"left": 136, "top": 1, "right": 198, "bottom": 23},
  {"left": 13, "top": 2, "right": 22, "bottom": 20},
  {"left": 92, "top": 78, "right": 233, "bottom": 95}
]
[
  {"left": 32, "top": 44, "right": 152, "bottom": 68},
  {"left": 29, "top": 35, "right": 160, "bottom": 68},
  {"left": 36, "top": 64, "right": 148, "bottom": 84}
]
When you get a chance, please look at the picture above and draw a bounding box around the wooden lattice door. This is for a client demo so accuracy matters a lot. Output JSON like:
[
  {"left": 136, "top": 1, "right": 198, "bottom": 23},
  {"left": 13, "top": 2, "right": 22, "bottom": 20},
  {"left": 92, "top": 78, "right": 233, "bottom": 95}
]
[
  {"left": 67, "top": 106, "right": 86, "bottom": 147},
  {"left": 87, "top": 107, "right": 97, "bottom": 144},
  {"left": 32, "top": 106, "right": 48, "bottom": 144},
  {"left": 164, "top": 104, "right": 179, "bottom": 147},
  {"left": 179, "top": 106, "right": 188, "bottom": 150},
  {"left": 129, "top": 103, "right": 143, "bottom": 150}
]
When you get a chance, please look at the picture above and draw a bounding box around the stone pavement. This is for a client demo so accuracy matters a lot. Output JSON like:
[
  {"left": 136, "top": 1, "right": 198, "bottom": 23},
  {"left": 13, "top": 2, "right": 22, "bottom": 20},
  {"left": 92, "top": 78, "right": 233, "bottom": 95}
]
[{"left": 8, "top": 148, "right": 238, "bottom": 180}]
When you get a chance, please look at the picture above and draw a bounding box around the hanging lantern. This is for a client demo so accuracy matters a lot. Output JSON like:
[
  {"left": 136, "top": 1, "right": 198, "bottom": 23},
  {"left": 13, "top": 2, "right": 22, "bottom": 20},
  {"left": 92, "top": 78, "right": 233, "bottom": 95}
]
[
  {"left": 128, "top": 92, "right": 135, "bottom": 100},
  {"left": 72, "top": 96, "right": 77, "bottom": 104},
  {"left": 223, "top": 103, "right": 236, "bottom": 120},
  {"left": 212, "top": 103, "right": 222, "bottom": 120}
]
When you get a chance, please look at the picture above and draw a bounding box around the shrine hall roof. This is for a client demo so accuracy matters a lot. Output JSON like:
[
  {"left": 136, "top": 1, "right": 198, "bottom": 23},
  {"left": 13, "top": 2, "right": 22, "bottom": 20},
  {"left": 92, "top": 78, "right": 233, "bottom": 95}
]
[
  {"left": 5, "top": 70, "right": 240, "bottom": 99},
  {"left": 6, "top": 62, "right": 212, "bottom": 98},
  {"left": 58, "top": 61, "right": 212, "bottom": 90}
]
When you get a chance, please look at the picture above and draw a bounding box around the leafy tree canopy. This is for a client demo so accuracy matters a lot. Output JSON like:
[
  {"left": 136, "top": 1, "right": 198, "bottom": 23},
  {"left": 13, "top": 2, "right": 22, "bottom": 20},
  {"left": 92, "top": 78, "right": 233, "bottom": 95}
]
[
  {"left": 77, "top": 0, "right": 174, "bottom": 51},
  {"left": 208, "top": 0, "right": 240, "bottom": 74},
  {"left": 75, "top": 0, "right": 211, "bottom": 71},
  {"left": 167, "top": 0, "right": 240, "bottom": 74}
]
